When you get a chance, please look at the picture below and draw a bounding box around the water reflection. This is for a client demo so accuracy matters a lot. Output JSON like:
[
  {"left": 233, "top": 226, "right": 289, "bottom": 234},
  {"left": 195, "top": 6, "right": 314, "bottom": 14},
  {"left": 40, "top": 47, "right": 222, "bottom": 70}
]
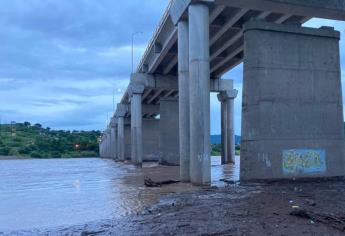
[{"left": 0, "top": 156, "right": 239, "bottom": 232}]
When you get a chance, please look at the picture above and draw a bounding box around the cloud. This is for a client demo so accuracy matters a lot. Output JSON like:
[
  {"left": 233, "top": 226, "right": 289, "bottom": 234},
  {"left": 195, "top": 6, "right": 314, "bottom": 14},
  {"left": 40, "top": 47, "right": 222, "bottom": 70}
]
[
  {"left": 0, "top": 1, "right": 344, "bottom": 134},
  {"left": 0, "top": 0, "right": 169, "bottom": 130}
]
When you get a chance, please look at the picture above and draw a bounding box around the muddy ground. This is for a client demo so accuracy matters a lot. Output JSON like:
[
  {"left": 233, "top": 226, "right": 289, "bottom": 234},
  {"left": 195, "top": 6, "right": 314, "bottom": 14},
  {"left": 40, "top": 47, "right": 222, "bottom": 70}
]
[{"left": 7, "top": 178, "right": 345, "bottom": 236}]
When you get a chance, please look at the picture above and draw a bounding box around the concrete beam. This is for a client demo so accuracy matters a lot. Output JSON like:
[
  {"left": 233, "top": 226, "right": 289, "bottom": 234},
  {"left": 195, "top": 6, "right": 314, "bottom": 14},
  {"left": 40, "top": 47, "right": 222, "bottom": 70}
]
[
  {"left": 210, "top": 8, "right": 248, "bottom": 45},
  {"left": 115, "top": 103, "right": 128, "bottom": 117},
  {"left": 215, "top": 0, "right": 345, "bottom": 21},
  {"left": 170, "top": 0, "right": 215, "bottom": 25},
  {"left": 131, "top": 73, "right": 178, "bottom": 90},
  {"left": 163, "top": 56, "right": 178, "bottom": 75},
  {"left": 132, "top": 73, "right": 232, "bottom": 93},
  {"left": 210, "top": 79, "right": 234, "bottom": 92},
  {"left": 148, "top": 29, "right": 178, "bottom": 73},
  {"left": 147, "top": 89, "right": 164, "bottom": 104}
]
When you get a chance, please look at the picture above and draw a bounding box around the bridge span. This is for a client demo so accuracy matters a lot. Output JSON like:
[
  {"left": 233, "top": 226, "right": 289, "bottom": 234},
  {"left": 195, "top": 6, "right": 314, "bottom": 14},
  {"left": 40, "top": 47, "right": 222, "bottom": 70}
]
[{"left": 100, "top": 0, "right": 345, "bottom": 185}]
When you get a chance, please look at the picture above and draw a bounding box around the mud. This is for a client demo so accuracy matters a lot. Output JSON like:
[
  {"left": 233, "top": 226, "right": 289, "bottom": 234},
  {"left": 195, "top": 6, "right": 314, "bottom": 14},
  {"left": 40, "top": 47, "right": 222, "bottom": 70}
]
[{"left": 6, "top": 179, "right": 345, "bottom": 236}]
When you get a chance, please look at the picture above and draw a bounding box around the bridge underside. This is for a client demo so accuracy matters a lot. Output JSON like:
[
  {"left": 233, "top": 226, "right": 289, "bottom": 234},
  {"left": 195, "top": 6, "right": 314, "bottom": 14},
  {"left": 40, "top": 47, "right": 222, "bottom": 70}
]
[{"left": 99, "top": 0, "right": 345, "bottom": 185}]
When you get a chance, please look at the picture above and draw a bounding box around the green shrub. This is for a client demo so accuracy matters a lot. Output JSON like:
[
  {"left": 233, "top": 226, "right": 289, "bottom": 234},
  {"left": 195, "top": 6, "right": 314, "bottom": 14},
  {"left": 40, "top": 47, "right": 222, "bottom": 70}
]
[
  {"left": 30, "top": 151, "right": 44, "bottom": 158},
  {"left": 8, "top": 148, "right": 20, "bottom": 156},
  {"left": 211, "top": 144, "right": 222, "bottom": 156},
  {"left": 0, "top": 147, "right": 10, "bottom": 155},
  {"left": 80, "top": 151, "right": 98, "bottom": 157},
  {"left": 50, "top": 151, "right": 61, "bottom": 158}
]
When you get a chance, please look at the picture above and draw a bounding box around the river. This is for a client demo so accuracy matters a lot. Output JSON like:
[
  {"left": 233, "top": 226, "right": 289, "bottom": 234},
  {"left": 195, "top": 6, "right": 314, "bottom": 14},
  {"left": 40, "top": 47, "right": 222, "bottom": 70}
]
[{"left": 0, "top": 156, "right": 239, "bottom": 232}]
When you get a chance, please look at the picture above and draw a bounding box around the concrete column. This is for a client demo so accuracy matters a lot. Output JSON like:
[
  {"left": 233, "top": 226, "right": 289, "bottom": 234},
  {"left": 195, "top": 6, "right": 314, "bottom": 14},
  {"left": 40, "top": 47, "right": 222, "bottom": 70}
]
[
  {"left": 143, "top": 119, "right": 160, "bottom": 161},
  {"left": 124, "top": 121, "right": 132, "bottom": 160},
  {"left": 218, "top": 90, "right": 238, "bottom": 164},
  {"left": 159, "top": 98, "right": 180, "bottom": 166},
  {"left": 218, "top": 93, "right": 227, "bottom": 164},
  {"left": 129, "top": 83, "right": 145, "bottom": 166},
  {"left": 178, "top": 20, "right": 190, "bottom": 181},
  {"left": 116, "top": 103, "right": 127, "bottom": 161},
  {"left": 226, "top": 94, "right": 236, "bottom": 164},
  {"left": 241, "top": 21, "right": 345, "bottom": 180},
  {"left": 99, "top": 141, "right": 102, "bottom": 158},
  {"left": 104, "top": 132, "right": 107, "bottom": 158},
  {"left": 110, "top": 120, "right": 117, "bottom": 160},
  {"left": 117, "top": 117, "right": 125, "bottom": 161},
  {"left": 107, "top": 129, "right": 111, "bottom": 158},
  {"left": 188, "top": 3, "right": 211, "bottom": 185}
]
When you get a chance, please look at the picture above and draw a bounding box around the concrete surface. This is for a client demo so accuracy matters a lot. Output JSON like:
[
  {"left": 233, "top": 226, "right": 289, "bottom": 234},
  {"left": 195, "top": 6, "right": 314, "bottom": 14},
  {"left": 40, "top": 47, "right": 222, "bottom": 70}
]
[
  {"left": 159, "top": 98, "right": 180, "bottom": 166},
  {"left": 241, "top": 21, "right": 345, "bottom": 180}
]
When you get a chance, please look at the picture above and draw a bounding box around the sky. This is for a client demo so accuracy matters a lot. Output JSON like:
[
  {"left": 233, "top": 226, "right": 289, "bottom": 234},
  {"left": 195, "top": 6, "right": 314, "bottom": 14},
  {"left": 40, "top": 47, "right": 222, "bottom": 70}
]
[{"left": 0, "top": 1, "right": 344, "bottom": 135}]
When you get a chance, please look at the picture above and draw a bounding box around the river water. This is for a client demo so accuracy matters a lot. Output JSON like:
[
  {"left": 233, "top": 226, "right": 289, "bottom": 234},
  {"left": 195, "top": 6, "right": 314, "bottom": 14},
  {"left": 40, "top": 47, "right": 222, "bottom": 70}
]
[{"left": 0, "top": 156, "right": 239, "bottom": 232}]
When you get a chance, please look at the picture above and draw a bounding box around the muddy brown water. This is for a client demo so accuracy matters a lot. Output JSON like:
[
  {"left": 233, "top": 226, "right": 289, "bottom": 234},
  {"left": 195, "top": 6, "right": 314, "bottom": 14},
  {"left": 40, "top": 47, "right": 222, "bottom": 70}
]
[{"left": 0, "top": 156, "right": 239, "bottom": 232}]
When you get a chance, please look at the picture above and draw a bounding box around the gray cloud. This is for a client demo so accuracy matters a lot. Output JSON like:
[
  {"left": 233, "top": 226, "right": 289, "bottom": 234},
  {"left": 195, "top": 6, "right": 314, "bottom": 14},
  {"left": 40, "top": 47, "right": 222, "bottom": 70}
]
[
  {"left": 0, "top": 0, "right": 168, "bottom": 130},
  {"left": 0, "top": 1, "right": 344, "bottom": 134}
]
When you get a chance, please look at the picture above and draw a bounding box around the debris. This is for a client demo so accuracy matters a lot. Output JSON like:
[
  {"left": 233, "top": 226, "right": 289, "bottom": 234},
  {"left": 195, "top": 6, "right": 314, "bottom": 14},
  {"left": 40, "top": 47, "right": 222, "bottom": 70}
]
[
  {"left": 290, "top": 209, "right": 345, "bottom": 232},
  {"left": 144, "top": 177, "right": 180, "bottom": 187},
  {"left": 81, "top": 230, "right": 106, "bottom": 236},
  {"left": 177, "top": 224, "right": 190, "bottom": 228},
  {"left": 290, "top": 209, "right": 311, "bottom": 219},
  {"left": 219, "top": 179, "right": 238, "bottom": 184},
  {"left": 306, "top": 199, "right": 316, "bottom": 206}
]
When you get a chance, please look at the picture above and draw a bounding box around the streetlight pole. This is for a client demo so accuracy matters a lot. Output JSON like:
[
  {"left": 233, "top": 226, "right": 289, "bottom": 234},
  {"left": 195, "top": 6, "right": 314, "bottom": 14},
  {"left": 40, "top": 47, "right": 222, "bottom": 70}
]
[{"left": 131, "top": 32, "right": 143, "bottom": 73}]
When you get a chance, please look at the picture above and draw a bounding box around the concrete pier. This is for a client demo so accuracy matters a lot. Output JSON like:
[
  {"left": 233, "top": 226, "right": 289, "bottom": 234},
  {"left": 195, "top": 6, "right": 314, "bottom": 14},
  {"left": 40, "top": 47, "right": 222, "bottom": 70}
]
[
  {"left": 110, "top": 118, "right": 117, "bottom": 160},
  {"left": 143, "top": 118, "right": 160, "bottom": 161},
  {"left": 218, "top": 89, "right": 238, "bottom": 164},
  {"left": 116, "top": 104, "right": 127, "bottom": 161},
  {"left": 225, "top": 90, "right": 237, "bottom": 165},
  {"left": 178, "top": 20, "right": 190, "bottom": 181},
  {"left": 189, "top": 3, "right": 211, "bottom": 185},
  {"left": 129, "top": 83, "right": 145, "bottom": 166},
  {"left": 124, "top": 121, "right": 132, "bottom": 160},
  {"left": 241, "top": 21, "right": 345, "bottom": 180},
  {"left": 159, "top": 98, "right": 179, "bottom": 166}
]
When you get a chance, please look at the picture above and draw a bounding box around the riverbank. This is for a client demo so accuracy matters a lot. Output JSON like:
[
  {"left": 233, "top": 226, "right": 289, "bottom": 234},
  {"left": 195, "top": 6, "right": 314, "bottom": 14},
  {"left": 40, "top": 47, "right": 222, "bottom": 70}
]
[
  {"left": 0, "top": 155, "right": 98, "bottom": 160},
  {"left": 0, "top": 155, "right": 31, "bottom": 160},
  {"left": 6, "top": 178, "right": 345, "bottom": 236}
]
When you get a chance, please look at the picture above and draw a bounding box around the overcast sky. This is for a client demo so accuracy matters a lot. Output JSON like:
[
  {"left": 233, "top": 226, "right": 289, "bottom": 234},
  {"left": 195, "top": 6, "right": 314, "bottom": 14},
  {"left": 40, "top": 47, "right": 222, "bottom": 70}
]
[{"left": 0, "top": 1, "right": 344, "bottom": 135}]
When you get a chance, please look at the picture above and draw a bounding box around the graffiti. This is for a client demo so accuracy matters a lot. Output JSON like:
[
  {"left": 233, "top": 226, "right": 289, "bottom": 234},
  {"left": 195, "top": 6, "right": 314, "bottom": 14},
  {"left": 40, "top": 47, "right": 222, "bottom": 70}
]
[{"left": 282, "top": 149, "right": 326, "bottom": 175}]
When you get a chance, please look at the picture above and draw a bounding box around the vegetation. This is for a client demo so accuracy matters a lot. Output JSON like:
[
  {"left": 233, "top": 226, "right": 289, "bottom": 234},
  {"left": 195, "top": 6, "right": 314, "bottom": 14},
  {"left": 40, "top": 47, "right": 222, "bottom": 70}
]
[
  {"left": 0, "top": 122, "right": 100, "bottom": 158},
  {"left": 211, "top": 144, "right": 241, "bottom": 156}
]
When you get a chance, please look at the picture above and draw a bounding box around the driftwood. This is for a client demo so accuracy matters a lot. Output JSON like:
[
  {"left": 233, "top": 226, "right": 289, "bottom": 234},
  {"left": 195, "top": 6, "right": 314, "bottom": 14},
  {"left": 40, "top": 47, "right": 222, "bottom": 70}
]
[
  {"left": 144, "top": 177, "right": 180, "bottom": 187},
  {"left": 219, "top": 179, "right": 238, "bottom": 184},
  {"left": 290, "top": 209, "right": 345, "bottom": 232}
]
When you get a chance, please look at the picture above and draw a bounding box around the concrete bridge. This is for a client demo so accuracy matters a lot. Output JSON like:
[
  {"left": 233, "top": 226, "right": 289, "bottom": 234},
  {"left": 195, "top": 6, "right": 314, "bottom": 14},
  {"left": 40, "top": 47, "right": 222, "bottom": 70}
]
[{"left": 100, "top": 0, "right": 345, "bottom": 185}]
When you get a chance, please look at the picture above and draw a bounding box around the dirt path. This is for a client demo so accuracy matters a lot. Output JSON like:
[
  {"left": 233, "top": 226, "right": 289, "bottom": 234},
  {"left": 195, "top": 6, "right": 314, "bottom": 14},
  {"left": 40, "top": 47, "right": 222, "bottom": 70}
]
[{"left": 6, "top": 179, "right": 345, "bottom": 236}]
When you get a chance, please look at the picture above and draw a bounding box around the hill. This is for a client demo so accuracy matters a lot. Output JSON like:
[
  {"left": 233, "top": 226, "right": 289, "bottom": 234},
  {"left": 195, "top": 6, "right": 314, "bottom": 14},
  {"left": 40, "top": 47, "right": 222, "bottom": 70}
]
[{"left": 0, "top": 122, "right": 100, "bottom": 158}]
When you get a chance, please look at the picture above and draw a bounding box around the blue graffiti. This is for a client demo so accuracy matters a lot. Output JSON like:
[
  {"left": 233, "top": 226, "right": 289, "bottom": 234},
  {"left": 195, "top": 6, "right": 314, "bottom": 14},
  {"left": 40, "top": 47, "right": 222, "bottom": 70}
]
[{"left": 282, "top": 149, "right": 326, "bottom": 175}]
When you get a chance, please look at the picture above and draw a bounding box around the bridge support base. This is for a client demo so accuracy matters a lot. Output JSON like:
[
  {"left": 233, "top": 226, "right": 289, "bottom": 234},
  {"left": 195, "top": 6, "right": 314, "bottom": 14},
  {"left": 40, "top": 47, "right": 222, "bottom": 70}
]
[{"left": 241, "top": 21, "right": 345, "bottom": 181}]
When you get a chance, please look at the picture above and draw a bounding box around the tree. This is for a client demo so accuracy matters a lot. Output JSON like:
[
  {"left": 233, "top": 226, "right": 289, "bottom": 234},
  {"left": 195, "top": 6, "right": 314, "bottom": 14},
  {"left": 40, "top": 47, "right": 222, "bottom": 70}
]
[{"left": 24, "top": 121, "right": 31, "bottom": 127}]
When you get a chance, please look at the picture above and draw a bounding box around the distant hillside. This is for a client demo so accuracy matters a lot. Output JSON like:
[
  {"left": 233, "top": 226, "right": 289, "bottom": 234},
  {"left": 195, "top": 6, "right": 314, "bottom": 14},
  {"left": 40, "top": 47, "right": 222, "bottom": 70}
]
[
  {"left": 211, "top": 135, "right": 241, "bottom": 145},
  {"left": 0, "top": 122, "right": 100, "bottom": 158}
]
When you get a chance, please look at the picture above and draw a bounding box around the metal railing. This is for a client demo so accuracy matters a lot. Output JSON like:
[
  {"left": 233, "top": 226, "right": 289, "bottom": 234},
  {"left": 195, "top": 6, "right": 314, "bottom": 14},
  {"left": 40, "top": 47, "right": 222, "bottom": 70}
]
[{"left": 136, "top": 0, "right": 173, "bottom": 73}]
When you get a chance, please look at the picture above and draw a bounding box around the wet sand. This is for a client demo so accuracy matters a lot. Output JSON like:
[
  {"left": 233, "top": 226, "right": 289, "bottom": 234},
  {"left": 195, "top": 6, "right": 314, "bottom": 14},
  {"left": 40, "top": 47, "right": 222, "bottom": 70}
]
[{"left": 5, "top": 161, "right": 345, "bottom": 235}]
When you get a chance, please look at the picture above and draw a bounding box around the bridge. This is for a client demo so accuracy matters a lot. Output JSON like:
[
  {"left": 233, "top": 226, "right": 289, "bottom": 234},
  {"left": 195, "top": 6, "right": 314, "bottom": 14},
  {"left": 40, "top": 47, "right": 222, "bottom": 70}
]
[{"left": 99, "top": 0, "right": 345, "bottom": 185}]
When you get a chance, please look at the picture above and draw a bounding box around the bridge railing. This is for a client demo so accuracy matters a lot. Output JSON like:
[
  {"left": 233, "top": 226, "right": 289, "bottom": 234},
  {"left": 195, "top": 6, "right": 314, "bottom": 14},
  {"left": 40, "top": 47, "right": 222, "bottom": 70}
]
[{"left": 136, "top": 0, "right": 173, "bottom": 73}]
